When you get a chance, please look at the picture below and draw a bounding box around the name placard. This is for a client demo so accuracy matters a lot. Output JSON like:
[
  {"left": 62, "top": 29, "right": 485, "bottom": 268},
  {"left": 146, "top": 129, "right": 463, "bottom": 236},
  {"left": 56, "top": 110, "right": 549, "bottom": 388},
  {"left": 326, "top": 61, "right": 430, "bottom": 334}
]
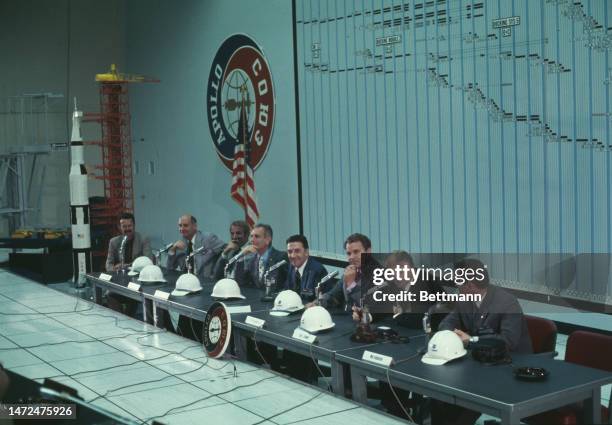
[
  {"left": 292, "top": 328, "right": 317, "bottom": 344},
  {"left": 227, "top": 305, "right": 251, "bottom": 314},
  {"left": 153, "top": 290, "right": 170, "bottom": 300},
  {"left": 245, "top": 316, "right": 265, "bottom": 328},
  {"left": 127, "top": 282, "right": 141, "bottom": 292},
  {"left": 362, "top": 350, "right": 394, "bottom": 367},
  {"left": 98, "top": 273, "right": 113, "bottom": 281}
]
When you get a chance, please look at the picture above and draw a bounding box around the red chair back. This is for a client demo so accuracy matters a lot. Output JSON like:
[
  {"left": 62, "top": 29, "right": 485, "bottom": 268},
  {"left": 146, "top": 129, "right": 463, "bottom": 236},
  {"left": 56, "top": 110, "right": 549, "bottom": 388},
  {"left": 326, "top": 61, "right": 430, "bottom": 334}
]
[
  {"left": 525, "top": 315, "right": 558, "bottom": 354},
  {"left": 565, "top": 330, "right": 612, "bottom": 372}
]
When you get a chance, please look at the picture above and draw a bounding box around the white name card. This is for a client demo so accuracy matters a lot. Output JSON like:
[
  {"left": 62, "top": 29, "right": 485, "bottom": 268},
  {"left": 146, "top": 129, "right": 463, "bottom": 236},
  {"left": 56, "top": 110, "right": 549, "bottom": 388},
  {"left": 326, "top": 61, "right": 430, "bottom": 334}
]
[
  {"left": 362, "top": 350, "right": 394, "bottom": 367},
  {"left": 227, "top": 305, "right": 252, "bottom": 314},
  {"left": 99, "top": 273, "right": 113, "bottom": 281},
  {"left": 292, "top": 328, "right": 317, "bottom": 343},
  {"left": 153, "top": 290, "right": 170, "bottom": 300},
  {"left": 245, "top": 316, "right": 265, "bottom": 328},
  {"left": 127, "top": 282, "right": 141, "bottom": 292}
]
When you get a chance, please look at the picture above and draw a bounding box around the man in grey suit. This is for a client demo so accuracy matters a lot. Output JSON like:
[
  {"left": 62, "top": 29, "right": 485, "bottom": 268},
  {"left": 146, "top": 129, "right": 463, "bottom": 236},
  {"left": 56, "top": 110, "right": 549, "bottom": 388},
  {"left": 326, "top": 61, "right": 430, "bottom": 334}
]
[
  {"left": 433, "top": 258, "right": 532, "bottom": 425},
  {"left": 234, "top": 223, "right": 288, "bottom": 289},
  {"left": 167, "top": 214, "right": 225, "bottom": 282},
  {"left": 105, "top": 212, "right": 152, "bottom": 272},
  {"left": 439, "top": 258, "right": 532, "bottom": 353},
  {"left": 105, "top": 212, "right": 152, "bottom": 316}
]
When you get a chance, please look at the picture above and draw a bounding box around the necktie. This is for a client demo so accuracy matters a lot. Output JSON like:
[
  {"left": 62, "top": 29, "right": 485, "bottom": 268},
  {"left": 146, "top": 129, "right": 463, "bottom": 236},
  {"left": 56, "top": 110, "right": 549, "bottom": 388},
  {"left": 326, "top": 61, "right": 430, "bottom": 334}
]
[
  {"left": 258, "top": 255, "right": 265, "bottom": 281},
  {"left": 187, "top": 241, "right": 194, "bottom": 272},
  {"left": 294, "top": 271, "right": 302, "bottom": 292}
]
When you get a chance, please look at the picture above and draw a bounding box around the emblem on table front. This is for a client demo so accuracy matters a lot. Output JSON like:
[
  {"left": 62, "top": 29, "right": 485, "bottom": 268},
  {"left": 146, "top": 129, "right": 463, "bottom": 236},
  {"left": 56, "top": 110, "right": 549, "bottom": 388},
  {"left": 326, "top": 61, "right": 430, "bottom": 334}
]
[{"left": 202, "top": 302, "right": 232, "bottom": 358}]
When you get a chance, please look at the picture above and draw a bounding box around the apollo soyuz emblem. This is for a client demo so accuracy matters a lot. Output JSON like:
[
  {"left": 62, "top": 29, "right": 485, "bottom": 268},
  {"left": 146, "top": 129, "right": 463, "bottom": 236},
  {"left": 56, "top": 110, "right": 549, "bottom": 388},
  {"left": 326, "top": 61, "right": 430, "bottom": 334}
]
[
  {"left": 202, "top": 302, "right": 232, "bottom": 358},
  {"left": 207, "top": 34, "right": 275, "bottom": 171}
]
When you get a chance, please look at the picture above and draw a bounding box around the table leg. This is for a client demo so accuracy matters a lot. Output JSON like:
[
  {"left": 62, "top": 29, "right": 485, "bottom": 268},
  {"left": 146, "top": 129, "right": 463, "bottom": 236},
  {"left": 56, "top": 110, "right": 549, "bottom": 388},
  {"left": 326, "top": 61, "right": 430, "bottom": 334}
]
[
  {"left": 92, "top": 282, "right": 102, "bottom": 304},
  {"left": 142, "top": 297, "right": 148, "bottom": 323},
  {"left": 500, "top": 410, "right": 512, "bottom": 425},
  {"left": 583, "top": 387, "right": 601, "bottom": 424},
  {"left": 350, "top": 367, "right": 368, "bottom": 403},
  {"left": 232, "top": 329, "right": 248, "bottom": 361},
  {"left": 331, "top": 358, "right": 346, "bottom": 396},
  {"left": 152, "top": 302, "right": 159, "bottom": 327}
]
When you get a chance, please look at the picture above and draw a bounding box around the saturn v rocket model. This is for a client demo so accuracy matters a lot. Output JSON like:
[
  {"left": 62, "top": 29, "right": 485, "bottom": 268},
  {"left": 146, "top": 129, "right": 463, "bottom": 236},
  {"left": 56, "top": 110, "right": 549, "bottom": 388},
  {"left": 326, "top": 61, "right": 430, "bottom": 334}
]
[{"left": 69, "top": 99, "right": 92, "bottom": 286}]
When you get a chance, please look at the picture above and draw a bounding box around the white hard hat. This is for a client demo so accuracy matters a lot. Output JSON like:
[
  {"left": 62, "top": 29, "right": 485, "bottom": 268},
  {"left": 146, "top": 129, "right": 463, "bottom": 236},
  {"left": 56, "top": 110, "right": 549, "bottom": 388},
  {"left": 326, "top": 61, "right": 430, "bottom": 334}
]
[
  {"left": 211, "top": 278, "right": 245, "bottom": 300},
  {"left": 138, "top": 264, "right": 166, "bottom": 283},
  {"left": 270, "top": 290, "right": 304, "bottom": 317},
  {"left": 171, "top": 273, "right": 202, "bottom": 296},
  {"left": 421, "top": 330, "right": 467, "bottom": 365},
  {"left": 299, "top": 305, "right": 335, "bottom": 333},
  {"left": 128, "top": 256, "right": 153, "bottom": 276}
]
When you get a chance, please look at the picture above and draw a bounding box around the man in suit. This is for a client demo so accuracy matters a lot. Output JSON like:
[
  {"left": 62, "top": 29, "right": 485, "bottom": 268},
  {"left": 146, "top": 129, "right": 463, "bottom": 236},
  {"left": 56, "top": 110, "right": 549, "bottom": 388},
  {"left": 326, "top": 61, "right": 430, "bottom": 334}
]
[
  {"left": 167, "top": 214, "right": 225, "bottom": 283},
  {"left": 439, "top": 258, "right": 532, "bottom": 353},
  {"left": 233, "top": 223, "right": 287, "bottom": 368},
  {"left": 213, "top": 220, "right": 250, "bottom": 280},
  {"left": 234, "top": 223, "right": 288, "bottom": 289},
  {"left": 432, "top": 258, "right": 532, "bottom": 425},
  {"left": 320, "top": 233, "right": 373, "bottom": 309},
  {"left": 105, "top": 212, "right": 152, "bottom": 272},
  {"left": 280, "top": 234, "right": 328, "bottom": 383},
  {"left": 163, "top": 214, "right": 224, "bottom": 340},
  {"left": 284, "top": 234, "right": 327, "bottom": 302},
  {"left": 105, "top": 212, "right": 153, "bottom": 316}
]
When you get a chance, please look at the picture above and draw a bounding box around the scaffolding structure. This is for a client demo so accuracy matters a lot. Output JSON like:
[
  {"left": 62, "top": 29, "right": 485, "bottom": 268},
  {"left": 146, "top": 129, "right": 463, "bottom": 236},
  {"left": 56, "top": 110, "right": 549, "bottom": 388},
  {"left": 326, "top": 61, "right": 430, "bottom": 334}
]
[
  {"left": 83, "top": 65, "right": 158, "bottom": 264},
  {"left": 85, "top": 83, "right": 134, "bottom": 228}
]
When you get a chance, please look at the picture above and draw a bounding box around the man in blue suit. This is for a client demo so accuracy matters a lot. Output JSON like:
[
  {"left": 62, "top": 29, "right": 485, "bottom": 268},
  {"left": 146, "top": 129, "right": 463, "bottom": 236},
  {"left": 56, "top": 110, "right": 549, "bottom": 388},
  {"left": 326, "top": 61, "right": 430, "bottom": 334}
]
[
  {"left": 284, "top": 234, "right": 327, "bottom": 302},
  {"left": 281, "top": 234, "right": 328, "bottom": 384}
]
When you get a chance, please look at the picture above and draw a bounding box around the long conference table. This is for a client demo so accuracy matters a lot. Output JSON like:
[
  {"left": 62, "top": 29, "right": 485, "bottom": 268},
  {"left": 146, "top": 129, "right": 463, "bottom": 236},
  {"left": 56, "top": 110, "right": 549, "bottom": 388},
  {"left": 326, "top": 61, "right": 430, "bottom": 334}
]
[{"left": 87, "top": 270, "right": 612, "bottom": 425}]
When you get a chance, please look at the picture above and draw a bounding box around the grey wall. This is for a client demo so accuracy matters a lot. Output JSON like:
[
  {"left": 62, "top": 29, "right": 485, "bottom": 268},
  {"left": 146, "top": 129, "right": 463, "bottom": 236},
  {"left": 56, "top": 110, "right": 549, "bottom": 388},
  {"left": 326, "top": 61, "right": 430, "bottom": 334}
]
[
  {"left": 0, "top": 0, "right": 126, "bottom": 234},
  {"left": 126, "top": 0, "right": 299, "bottom": 248}
]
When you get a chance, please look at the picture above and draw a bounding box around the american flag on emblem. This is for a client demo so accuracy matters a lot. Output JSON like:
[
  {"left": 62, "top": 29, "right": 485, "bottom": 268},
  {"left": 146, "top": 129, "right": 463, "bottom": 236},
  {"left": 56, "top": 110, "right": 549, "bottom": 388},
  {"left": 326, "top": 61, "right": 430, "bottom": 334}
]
[{"left": 230, "top": 96, "right": 259, "bottom": 228}]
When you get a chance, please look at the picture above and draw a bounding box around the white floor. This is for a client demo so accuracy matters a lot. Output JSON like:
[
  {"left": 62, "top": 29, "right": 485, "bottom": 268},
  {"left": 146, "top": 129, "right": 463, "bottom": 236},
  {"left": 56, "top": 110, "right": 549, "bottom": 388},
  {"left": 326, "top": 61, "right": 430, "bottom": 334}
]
[{"left": 0, "top": 268, "right": 406, "bottom": 425}]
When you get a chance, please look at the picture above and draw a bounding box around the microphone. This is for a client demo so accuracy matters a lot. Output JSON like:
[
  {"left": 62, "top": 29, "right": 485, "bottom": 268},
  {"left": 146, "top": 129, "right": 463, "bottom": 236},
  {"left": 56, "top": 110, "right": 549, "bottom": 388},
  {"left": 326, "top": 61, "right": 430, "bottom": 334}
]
[
  {"left": 188, "top": 245, "right": 210, "bottom": 259},
  {"left": 157, "top": 243, "right": 174, "bottom": 254},
  {"left": 119, "top": 235, "right": 128, "bottom": 264},
  {"left": 227, "top": 247, "right": 249, "bottom": 266},
  {"left": 314, "top": 270, "right": 338, "bottom": 304},
  {"left": 266, "top": 259, "right": 287, "bottom": 274},
  {"left": 315, "top": 270, "right": 338, "bottom": 289},
  {"left": 261, "top": 259, "right": 286, "bottom": 302},
  {"left": 365, "top": 279, "right": 392, "bottom": 296}
]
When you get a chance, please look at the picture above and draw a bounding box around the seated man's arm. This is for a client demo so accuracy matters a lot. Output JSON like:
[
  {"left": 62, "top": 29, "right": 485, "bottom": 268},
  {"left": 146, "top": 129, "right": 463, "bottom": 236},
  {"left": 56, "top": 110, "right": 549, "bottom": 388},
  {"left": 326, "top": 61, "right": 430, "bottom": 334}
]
[
  {"left": 438, "top": 309, "right": 461, "bottom": 332},
  {"left": 212, "top": 246, "right": 229, "bottom": 280},
  {"left": 166, "top": 250, "right": 182, "bottom": 270},
  {"left": 320, "top": 279, "right": 344, "bottom": 308},
  {"left": 198, "top": 233, "right": 226, "bottom": 279},
  {"left": 493, "top": 297, "right": 525, "bottom": 351}
]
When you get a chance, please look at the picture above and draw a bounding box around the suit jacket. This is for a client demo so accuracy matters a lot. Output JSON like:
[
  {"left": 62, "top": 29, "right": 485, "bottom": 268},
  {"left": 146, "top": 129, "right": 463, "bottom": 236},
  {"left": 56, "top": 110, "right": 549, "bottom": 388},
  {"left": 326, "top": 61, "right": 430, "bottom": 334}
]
[
  {"left": 234, "top": 246, "right": 288, "bottom": 289},
  {"left": 320, "top": 254, "right": 380, "bottom": 309},
  {"left": 212, "top": 243, "right": 246, "bottom": 280},
  {"left": 439, "top": 285, "right": 533, "bottom": 353},
  {"left": 166, "top": 230, "right": 225, "bottom": 282},
  {"left": 105, "top": 232, "right": 152, "bottom": 272},
  {"left": 283, "top": 257, "right": 328, "bottom": 301}
]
